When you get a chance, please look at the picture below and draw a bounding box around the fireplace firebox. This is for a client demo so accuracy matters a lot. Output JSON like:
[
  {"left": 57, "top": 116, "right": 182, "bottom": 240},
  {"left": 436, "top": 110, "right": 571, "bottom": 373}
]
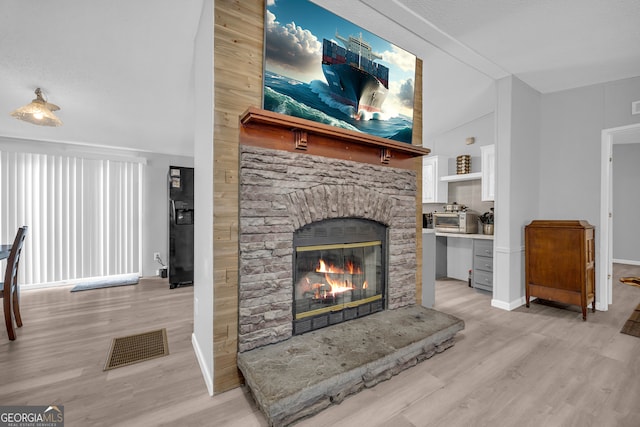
[{"left": 293, "top": 218, "right": 387, "bottom": 335}]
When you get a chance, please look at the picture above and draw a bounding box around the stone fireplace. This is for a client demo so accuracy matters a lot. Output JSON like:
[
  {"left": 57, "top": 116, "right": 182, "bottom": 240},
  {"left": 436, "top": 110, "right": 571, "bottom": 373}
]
[
  {"left": 236, "top": 108, "right": 465, "bottom": 426},
  {"left": 238, "top": 107, "right": 430, "bottom": 352}
]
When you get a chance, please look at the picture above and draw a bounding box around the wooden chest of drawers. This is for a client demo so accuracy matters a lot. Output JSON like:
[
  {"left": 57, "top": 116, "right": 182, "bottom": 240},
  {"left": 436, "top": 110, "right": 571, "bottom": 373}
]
[{"left": 525, "top": 220, "right": 595, "bottom": 320}]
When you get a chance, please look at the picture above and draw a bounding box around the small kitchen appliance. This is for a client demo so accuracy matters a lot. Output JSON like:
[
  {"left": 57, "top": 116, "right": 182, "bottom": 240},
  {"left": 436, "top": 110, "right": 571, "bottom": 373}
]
[{"left": 433, "top": 203, "right": 478, "bottom": 233}]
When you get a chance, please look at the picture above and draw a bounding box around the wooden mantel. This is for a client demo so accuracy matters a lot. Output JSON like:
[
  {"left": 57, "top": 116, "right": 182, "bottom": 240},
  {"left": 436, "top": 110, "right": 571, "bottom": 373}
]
[{"left": 239, "top": 107, "right": 430, "bottom": 169}]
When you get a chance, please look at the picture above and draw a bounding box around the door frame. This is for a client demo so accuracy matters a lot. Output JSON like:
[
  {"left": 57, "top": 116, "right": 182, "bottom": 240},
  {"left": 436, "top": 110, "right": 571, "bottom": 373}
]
[{"left": 599, "top": 122, "right": 640, "bottom": 310}]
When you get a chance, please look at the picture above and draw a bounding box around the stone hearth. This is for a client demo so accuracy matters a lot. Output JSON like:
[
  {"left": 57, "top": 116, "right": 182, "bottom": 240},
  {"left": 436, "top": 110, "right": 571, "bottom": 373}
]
[{"left": 238, "top": 305, "right": 464, "bottom": 426}]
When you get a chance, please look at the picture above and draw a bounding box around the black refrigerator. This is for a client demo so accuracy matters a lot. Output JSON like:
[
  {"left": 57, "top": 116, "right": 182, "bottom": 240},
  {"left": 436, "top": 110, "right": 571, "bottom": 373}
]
[{"left": 168, "top": 166, "right": 194, "bottom": 289}]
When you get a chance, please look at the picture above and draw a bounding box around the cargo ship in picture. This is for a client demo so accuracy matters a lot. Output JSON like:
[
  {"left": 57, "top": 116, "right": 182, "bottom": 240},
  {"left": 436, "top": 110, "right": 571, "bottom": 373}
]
[{"left": 321, "top": 32, "right": 389, "bottom": 116}]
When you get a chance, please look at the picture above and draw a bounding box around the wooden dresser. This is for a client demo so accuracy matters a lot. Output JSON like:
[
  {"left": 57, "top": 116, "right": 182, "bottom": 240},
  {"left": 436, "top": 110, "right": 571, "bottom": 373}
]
[{"left": 525, "top": 220, "right": 595, "bottom": 320}]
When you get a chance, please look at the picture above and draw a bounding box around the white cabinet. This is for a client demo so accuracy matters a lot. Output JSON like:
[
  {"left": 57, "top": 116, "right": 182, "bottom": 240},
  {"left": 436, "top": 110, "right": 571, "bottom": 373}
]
[
  {"left": 481, "top": 144, "right": 495, "bottom": 201},
  {"left": 422, "top": 155, "right": 448, "bottom": 203}
]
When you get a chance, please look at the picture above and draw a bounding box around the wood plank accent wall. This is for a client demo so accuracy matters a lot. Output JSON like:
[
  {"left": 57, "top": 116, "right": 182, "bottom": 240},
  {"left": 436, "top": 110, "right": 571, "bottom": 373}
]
[
  {"left": 213, "top": 0, "right": 264, "bottom": 393},
  {"left": 213, "top": 0, "right": 424, "bottom": 392}
]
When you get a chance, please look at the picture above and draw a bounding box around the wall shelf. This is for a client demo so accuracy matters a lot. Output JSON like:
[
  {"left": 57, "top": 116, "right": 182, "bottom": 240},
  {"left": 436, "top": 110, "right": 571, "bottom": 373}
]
[{"left": 440, "top": 172, "right": 482, "bottom": 182}]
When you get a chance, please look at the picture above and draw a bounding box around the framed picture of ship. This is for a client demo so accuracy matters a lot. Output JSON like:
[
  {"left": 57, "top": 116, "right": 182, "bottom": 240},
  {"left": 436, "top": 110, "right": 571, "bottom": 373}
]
[{"left": 263, "top": 0, "right": 417, "bottom": 144}]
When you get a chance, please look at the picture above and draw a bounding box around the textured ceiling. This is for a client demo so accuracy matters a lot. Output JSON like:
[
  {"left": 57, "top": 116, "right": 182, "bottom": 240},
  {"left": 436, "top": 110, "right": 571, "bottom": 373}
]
[
  {"left": 0, "top": 0, "right": 203, "bottom": 157},
  {"left": 1, "top": 0, "right": 639, "bottom": 156}
]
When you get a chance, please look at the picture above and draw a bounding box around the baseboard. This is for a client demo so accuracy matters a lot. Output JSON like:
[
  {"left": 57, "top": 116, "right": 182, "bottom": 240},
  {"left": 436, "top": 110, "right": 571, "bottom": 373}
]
[
  {"left": 491, "top": 295, "right": 528, "bottom": 311},
  {"left": 192, "top": 333, "right": 214, "bottom": 396},
  {"left": 613, "top": 258, "right": 640, "bottom": 266},
  {"left": 493, "top": 296, "right": 607, "bottom": 312}
]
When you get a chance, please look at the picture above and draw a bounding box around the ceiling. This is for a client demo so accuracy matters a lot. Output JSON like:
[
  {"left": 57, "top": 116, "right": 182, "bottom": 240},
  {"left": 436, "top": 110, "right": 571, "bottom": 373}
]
[
  {"left": 0, "top": 0, "right": 203, "bottom": 157},
  {"left": 1, "top": 0, "right": 639, "bottom": 157}
]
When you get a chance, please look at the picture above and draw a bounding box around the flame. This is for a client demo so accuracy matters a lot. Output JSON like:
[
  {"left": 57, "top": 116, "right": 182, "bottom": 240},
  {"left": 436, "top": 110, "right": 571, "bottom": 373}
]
[
  {"left": 315, "top": 259, "right": 362, "bottom": 274},
  {"left": 316, "top": 259, "right": 333, "bottom": 273},
  {"left": 322, "top": 274, "right": 370, "bottom": 296},
  {"left": 324, "top": 273, "right": 355, "bottom": 295},
  {"left": 346, "top": 260, "right": 361, "bottom": 274},
  {"left": 298, "top": 258, "right": 369, "bottom": 299}
]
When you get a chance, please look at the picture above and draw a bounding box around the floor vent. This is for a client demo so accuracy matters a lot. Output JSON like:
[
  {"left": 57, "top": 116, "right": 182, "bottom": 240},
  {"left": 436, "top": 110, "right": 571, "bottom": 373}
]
[{"left": 104, "top": 328, "right": 169, "bottom": 371}]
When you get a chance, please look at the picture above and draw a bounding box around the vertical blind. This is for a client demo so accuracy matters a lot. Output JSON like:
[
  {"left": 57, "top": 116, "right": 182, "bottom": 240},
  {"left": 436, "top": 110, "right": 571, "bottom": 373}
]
[{"left": 0, "top": 150, "right": 142, "bottom": 286}]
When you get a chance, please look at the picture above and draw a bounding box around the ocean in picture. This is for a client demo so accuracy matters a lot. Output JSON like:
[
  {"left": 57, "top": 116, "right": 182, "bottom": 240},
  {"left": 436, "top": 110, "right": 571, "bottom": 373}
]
[{"left": 264, "top": 71, "right": 414, "bottom": 144}]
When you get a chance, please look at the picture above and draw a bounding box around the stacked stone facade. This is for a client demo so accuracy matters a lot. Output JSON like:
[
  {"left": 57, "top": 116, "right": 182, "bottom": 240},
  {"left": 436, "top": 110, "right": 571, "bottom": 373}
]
[{"left": 238, "top": 145, "right": 417, "bottom": 352}]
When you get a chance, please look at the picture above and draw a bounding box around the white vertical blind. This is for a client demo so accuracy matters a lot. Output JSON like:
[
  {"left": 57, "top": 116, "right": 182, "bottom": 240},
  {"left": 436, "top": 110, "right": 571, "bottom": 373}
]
[{"left": 0, "top": 150, "right": 142, "bottom": 285}]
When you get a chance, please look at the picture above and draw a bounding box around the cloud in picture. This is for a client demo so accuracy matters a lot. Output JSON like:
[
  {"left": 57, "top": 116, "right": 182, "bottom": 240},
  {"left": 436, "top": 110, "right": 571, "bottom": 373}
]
[{"left": 264, "top": 10, "right": 323, "bottom": 82}]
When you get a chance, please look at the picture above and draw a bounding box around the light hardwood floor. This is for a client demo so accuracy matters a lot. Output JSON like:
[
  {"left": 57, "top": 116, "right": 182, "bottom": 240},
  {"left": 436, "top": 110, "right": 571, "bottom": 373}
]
[{"left": 2, "top": 264, "right": 639, "bottom": 426}]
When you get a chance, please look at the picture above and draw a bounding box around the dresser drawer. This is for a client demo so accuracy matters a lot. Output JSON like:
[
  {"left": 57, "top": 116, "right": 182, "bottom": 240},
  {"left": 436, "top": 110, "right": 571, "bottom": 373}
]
[
  {"left": 474, "top": 255, "right": 493, "bottom": 273},
  {"left": 473, "top": 269, "right": 493, "bottom": 291}
]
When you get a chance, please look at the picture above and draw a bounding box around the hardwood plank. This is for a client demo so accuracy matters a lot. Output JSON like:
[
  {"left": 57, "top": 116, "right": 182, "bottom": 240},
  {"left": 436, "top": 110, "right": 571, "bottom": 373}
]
[{"left": 2, "top": 265, "right": 639, "bottom": 425}]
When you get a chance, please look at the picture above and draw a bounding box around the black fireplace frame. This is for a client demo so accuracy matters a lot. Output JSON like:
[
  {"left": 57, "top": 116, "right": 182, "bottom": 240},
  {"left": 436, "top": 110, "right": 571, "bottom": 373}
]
[{"left": 292, "top": 218, "right": 388, "bottom": 335}]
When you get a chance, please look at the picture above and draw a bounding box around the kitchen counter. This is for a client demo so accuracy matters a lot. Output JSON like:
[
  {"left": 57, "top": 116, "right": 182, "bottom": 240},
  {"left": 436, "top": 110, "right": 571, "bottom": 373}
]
[{"left": 433, "top": 231, "right": 494, "bottom": 240}]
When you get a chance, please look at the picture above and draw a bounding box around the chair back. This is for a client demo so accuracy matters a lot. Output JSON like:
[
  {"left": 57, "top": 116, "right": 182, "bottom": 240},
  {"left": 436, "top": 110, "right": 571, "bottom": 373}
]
[
  {"left": 4, "top": 226, "right": 28, "bottom": 294},
  {"left": 3, "top": 226, "right": 28, "bottom": 340}
]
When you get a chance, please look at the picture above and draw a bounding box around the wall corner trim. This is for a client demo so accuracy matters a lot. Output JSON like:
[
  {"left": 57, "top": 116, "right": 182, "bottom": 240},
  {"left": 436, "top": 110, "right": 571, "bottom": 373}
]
[
  {"left": 491, "top": 296, "right": 528, "bottom": 311},
  {"left": 192, "top": 333, "right": 214, "bottom": 396}
]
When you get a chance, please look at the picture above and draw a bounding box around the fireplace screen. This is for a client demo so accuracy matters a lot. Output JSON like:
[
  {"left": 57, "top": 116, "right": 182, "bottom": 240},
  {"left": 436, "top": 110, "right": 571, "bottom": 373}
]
[{"left": 293, "top": 219, "right": 386, "bottom": 335}]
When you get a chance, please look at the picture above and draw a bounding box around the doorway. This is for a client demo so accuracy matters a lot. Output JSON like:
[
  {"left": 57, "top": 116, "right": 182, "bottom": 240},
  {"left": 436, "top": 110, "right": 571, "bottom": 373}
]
[{"left": 599, "top": 123, "right": 640, "bottom": 310}]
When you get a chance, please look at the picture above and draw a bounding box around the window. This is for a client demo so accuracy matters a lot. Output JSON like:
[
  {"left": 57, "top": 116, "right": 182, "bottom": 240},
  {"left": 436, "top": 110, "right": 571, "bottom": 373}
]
[{"left": 1, "top": 150, "right": 142, "bottom": 286}]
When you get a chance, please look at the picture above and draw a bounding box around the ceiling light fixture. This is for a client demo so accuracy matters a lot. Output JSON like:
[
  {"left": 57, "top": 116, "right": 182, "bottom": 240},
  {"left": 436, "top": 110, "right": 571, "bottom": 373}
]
[{"left": 10, "top": 88, "right": 63, "bottom": 127}]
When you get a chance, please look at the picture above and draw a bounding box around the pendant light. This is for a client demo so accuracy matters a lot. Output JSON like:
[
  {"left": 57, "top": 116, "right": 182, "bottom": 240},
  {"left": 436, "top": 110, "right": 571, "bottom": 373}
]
[{"left": 10, "top": 88, "right": 63, "bottom": 127}]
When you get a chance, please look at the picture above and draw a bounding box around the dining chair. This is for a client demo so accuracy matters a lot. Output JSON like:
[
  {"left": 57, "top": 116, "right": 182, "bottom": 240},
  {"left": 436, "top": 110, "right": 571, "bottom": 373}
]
[{"left": 2, "top": 226, "right": 28, "bottom": 340}]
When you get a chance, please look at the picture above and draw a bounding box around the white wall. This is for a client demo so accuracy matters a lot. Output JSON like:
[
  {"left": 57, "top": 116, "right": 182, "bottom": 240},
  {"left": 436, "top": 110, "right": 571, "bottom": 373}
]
[
  {"left": 192, "top": 0, "right": 214, "bottom": 396},
  {"left": 539, "top": 85, "right": 604, "bottom": 223},
  {"left": 540, "top": 77, "right": 640, "bottom": 260},
  {"left": 429, "top": 112, "right": 495, "bottom": 173},
  {"left": 509, "top": 77, "right": 542, "bottom": 247},
  {"left": 612, "top": 143, "right": 640, "bottom": 264},
  {"left": 493, "top": 76, "right": 541, "bottom": 310},
  {"left": 540, "top": 77, "right": 640, "bottom": 224},
  {"left": 604, "top": 77, "right": 640, "bottom": 129}
]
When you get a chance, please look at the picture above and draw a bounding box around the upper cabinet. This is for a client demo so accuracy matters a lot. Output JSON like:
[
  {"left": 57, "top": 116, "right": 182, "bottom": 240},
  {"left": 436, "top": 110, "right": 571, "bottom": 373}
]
[
  {"left": 481, "top": 144, "right": 495, "bottom": 201},
  {"left": 422, "top": 155, "right": 448, "bottom": 203}
]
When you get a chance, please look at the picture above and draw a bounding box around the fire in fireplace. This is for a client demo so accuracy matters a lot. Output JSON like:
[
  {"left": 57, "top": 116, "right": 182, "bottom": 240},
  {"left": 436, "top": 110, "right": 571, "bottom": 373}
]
[{"left": 293, "top": 218, "right": 387, "bottom": 335}]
